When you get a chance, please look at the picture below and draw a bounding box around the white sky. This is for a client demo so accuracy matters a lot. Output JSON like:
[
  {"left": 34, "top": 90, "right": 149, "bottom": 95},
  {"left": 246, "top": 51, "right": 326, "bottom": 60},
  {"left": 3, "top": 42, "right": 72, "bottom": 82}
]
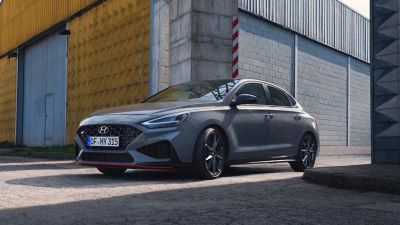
[{"left": 339, "top": 0, "right": 370, "bottom": 19}]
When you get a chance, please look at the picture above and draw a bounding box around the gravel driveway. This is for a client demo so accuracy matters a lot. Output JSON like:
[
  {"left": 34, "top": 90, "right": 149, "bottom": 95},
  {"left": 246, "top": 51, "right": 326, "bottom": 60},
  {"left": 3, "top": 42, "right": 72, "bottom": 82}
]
[{"left": 1, "top": 155, "right": 399, "bottom": 225}]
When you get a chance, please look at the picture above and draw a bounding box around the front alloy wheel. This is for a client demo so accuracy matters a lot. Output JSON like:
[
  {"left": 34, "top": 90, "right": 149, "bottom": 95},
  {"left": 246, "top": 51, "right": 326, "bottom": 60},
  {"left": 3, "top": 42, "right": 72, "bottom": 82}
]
[
  {"left": 192, "top": 127, "right": 226, "bottom": 179},
  {"left": 290, "top": 133, "right": 318, "bottom": 172}
]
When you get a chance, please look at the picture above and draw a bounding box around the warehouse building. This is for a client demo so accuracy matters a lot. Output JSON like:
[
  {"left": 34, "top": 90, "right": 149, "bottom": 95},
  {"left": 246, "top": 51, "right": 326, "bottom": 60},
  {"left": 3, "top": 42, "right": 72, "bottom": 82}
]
[{"left": 0, "top": 0, "right": 370, "bottom": 149}]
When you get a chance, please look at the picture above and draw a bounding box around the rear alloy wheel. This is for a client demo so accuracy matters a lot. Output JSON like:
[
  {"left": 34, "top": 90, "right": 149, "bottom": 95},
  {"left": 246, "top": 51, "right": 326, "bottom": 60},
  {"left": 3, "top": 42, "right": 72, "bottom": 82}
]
[
  {"left": 192, "top": 127, "right": 226, "bottom": 179},
  {"left": 290, "top": 133, "right": 318, "bottom": 172},
  {"left": 97, "top": 167, "right": 127, "bottom": 175}
]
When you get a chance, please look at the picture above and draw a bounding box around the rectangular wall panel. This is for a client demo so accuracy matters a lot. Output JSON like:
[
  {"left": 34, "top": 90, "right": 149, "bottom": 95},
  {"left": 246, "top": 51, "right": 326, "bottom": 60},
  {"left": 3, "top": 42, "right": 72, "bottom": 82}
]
[
  {"left": 66, "top": 0, "right": 151, "bottom": 144},
  {"left": 350, "top": 58, "right": 371, "bottom": 146},
  {"left": 0, "top": 57, "right": 16, "bottom": 142},
  {"left": 297, "top": 37, "right": 348, "bottom": 146},
  {"left": 22, "top": 33, "right": 67, "bottom": 147}
]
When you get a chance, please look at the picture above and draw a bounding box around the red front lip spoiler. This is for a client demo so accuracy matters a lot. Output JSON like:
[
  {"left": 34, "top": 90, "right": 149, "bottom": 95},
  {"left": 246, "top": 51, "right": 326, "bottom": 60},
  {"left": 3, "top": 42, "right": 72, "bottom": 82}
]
[{"left": 77, "top": 161, "right": 174, "bottom": 169}]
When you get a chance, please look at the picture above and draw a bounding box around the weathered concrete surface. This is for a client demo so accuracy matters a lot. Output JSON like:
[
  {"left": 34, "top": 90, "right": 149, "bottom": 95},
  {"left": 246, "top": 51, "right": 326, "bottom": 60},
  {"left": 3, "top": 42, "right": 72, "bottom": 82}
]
[
  {"left": 1, "top": 155, "right": 400, "bottom": 224},
  {"left": 169, "top": 0, "right": 237, "bottom": 85}
]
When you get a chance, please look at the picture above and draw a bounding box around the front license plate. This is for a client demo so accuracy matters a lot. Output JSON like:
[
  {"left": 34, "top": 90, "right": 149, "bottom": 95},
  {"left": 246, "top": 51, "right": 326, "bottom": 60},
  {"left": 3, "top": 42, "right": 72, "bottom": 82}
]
[{"left": 87, "top": 136, "right": 119, "bottom": 147}]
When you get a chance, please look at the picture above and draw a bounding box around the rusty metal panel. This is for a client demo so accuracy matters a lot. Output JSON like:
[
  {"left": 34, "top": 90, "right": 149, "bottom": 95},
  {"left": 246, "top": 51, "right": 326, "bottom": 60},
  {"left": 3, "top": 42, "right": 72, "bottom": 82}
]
[
  {"left": 238, "top": 0, "right": 370, "bottom": 63},
  {"left": 66, "top": 0, "right": 151, "bottom": 144},
  {"left": 0, "top": 0, "right": 97, "bottom": 54},
  {"left": 0, "top": 57, "right": 16, "bottom": 142}
]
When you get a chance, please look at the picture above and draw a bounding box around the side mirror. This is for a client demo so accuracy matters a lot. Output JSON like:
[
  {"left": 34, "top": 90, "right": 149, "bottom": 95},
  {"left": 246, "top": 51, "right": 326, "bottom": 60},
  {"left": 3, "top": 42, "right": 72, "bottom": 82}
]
[{"left": 230, "top": 94, "right": 257, "bottom": 107}]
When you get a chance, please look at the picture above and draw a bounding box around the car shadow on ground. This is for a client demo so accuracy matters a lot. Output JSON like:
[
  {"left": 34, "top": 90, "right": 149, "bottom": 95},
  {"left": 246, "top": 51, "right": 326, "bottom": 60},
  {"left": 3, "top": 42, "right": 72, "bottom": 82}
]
[{"left": 5, "top": 164, "right": 294, "bottom": 189}]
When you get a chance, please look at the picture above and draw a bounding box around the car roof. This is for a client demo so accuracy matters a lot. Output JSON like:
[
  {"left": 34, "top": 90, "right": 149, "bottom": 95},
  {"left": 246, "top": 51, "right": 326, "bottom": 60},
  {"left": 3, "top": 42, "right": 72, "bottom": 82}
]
[{"left": 176, "top": 78, "right": 292, "bottom": 96}]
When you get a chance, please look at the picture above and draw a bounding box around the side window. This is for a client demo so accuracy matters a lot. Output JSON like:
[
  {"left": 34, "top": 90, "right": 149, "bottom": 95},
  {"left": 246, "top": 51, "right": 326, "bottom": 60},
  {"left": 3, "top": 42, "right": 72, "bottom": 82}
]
[
  {"left": 236, "top": 83, "right": 268, "bottom": 105},
  {"left": 268, "top": 86, "right": 291, "bottom": 107}
]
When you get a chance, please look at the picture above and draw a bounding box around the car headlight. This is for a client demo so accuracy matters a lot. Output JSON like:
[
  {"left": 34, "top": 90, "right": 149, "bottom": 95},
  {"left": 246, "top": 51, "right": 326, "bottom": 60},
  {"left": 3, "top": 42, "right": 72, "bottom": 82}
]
[{"left": 140, "top": 112, "right": 190, "bottom": 129}]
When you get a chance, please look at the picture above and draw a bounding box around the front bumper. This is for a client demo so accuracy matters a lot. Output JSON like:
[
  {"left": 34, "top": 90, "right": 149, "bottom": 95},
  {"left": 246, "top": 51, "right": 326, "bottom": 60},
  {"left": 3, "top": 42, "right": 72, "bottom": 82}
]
[
  {"left": 77, "top": 161, "right": 175, "bottom": 169},
  {"left": 75, "top": 123, "right": 197, "bottom": 168}
]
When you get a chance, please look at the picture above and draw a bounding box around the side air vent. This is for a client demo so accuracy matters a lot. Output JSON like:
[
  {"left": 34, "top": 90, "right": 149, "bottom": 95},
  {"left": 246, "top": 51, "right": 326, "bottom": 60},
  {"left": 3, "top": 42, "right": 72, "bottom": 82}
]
[{"left": 136, "top": 141, "right": 173, "bottom": 159}]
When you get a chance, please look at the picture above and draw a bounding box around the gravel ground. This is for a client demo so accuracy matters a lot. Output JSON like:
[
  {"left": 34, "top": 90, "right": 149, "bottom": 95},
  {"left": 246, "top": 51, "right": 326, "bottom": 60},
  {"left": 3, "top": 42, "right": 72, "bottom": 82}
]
[{"left": 1, "top": 155, "right": 399, "bottom": 225}]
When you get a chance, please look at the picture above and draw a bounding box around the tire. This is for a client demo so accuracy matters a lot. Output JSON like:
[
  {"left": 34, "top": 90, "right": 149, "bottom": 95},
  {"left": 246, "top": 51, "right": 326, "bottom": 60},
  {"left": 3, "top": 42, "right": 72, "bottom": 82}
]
[
  {"left": 192, "top": 127, "right": 227, "bottom": 179},
  {"left": 97, "top": 167, "right": 127, "bottom": 175},
  {"left": 75, "top": 143, "right": 80, "bottom": 159},
  {"left": 290, "top": 133, "right": 318, "bottom": 172}
]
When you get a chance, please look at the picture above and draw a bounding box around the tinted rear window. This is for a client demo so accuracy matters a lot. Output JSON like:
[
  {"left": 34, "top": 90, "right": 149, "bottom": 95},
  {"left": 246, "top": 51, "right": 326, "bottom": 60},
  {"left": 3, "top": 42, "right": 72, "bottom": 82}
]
[{"left": 268, "top": 86, "right": 291, "bottom": 106}]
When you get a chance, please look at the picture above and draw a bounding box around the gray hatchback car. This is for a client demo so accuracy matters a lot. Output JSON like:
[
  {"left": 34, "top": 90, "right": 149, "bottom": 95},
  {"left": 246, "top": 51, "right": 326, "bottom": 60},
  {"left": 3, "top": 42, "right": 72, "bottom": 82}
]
[{"left": 75, "top": 79, "right": 319, "bottom": 179}]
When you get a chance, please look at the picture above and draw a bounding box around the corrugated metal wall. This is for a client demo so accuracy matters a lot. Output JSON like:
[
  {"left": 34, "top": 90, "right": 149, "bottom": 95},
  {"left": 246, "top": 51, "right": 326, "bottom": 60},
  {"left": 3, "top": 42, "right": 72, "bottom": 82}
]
[
  {"left": 66, "top": 0, "right": 150, "bottom": 144},
  {"left": 0, "top": 0, "right": 97, "bottom": 54},
  {"left": 0, "top": 57, "right": 16, "bottom": 142},
  {"left": 238, "top": 0, "right": 370, "bottom": 63}
]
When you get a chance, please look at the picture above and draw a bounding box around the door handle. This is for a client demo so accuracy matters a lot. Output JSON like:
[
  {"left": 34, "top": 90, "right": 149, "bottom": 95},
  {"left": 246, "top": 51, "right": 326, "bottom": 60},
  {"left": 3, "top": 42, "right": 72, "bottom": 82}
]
[
  {"left": 294, "top": 114, "right": 302, "bottom": 120},
  {"left": 265, "top": 113, "right": 275, "bottom": 119}
]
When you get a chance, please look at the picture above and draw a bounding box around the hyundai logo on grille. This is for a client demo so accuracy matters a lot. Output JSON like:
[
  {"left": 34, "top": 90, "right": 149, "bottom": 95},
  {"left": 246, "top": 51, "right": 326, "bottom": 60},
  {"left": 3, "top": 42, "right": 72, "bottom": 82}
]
[{"left": 98, "top": 126, "right": 109, "bottom": 135}]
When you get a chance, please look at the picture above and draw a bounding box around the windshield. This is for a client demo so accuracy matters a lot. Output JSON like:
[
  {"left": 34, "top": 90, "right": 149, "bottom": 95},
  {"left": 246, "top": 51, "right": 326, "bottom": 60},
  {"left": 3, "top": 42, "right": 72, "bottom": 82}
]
[{"left": 145, "top": 79, "right": 239, "bottom": 103}]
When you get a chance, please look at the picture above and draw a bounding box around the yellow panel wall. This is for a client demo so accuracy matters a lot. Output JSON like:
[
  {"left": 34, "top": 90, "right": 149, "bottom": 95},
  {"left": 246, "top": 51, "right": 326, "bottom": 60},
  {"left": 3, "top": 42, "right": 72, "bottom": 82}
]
[
  {"left": 0, "top": 57, "right": 16, "bottom": 142},
  {"left": 0, "top": 0, "right": 97, "bottom": 54},
  {"left": 66, "top": 0, "right": 150, "bottom": 143}
]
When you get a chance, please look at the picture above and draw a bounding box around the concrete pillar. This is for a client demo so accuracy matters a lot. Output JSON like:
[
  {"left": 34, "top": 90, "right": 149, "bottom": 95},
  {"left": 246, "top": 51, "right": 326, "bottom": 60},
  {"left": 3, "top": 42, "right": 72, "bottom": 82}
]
[
  {"left": 169, "top": 0, "right": 238, "bottom": 85},
  {"left": 371, "top": 0, "right": 400, "bottom": 163},
  {"left": 150, "top": 0, "right": 170, "bottom": 95}
]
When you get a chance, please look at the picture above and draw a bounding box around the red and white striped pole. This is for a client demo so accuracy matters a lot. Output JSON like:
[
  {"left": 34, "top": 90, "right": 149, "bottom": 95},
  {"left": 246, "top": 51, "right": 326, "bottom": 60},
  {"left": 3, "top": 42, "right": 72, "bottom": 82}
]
[{"left": 232, "top": 16, "right": 239, "bottom": 79}]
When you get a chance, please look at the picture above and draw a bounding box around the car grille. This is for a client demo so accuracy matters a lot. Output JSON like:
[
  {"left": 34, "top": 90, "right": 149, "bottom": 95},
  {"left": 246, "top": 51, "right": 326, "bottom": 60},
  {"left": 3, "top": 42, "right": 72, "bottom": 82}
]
[
  {"left": 81, "top": 152, "right": 134, "bottom": 163},
  {"left": 77, "top": 125, "right": 142, "bottom": 151}
]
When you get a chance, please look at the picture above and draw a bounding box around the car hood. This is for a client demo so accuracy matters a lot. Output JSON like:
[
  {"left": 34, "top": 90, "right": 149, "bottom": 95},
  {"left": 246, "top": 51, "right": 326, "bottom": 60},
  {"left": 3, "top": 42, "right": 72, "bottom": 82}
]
[
  {"left": 79, "top": 101, "right": 217, "bottom": 126},
  {"left": 90, "top": 101, "right": 217, "bottom": 116}
]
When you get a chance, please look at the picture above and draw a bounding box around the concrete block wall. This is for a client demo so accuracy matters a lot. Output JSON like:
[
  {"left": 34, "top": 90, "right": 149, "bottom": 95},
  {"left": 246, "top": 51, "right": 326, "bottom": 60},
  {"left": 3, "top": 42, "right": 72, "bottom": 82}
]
[
  {"left": 239, "top": 13, "right": 293, "bottom": 92},
  {"left": 297, "top": 37, "right": 348, "bottom": 146},
  {"left": 350, "top": 58, "right": 371, "bottom": 146},
  {"left": 238, "top": 11, "right": 371, "bottom": 147}
]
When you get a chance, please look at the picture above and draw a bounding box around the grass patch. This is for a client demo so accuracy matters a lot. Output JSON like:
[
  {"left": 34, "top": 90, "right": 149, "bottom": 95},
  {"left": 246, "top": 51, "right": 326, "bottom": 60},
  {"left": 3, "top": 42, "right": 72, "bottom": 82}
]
[{"left": 0, "top": 141, "right": 16, "bottom": 148}]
